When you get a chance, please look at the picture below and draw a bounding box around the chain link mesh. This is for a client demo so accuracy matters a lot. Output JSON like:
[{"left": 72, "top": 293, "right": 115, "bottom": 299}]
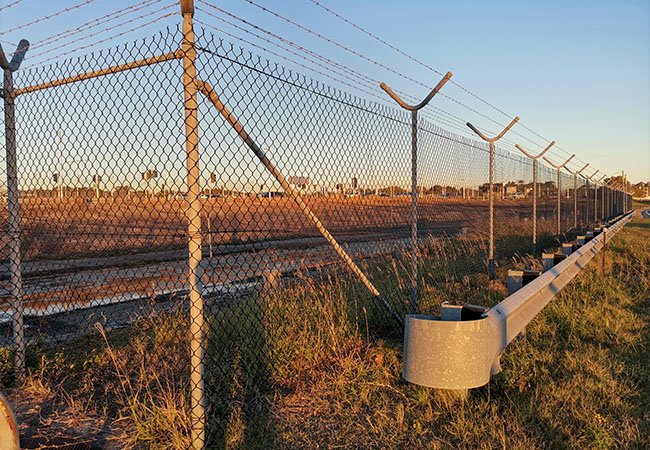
[{"left": 0, "top": 26, "right": 632, "bottom": 447}]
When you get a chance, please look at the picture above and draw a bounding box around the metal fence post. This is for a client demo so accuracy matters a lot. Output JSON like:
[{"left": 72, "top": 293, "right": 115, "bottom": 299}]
[
  {"left": 542, "top": 154, "right": 575, "bottom": 236},
  {"left": 180, "top": 1, "right": 206, "bottom": 448},
  {"left": 622, "top": 171, "right": 627, "bottom": 213},
  {"left": 466, "top": 117, "right": 520, "bottom": 280},
  {"left": 601, "top": 179, "right": 605, "bottom": 220},
  {"left": 379, "top": 72, "right": 452, "bottom": 312},
  {"left": 565, "top": 163, "right": 589, "bottom": 230},
  {"left": 588, "top": 170, "right": 600, "bottom": 224},
  {"left": 1, "top": 40, "right": 29, "bottom": 383},
  {"left": 514, "top": 141, "right": 555, "bottom": 255}
]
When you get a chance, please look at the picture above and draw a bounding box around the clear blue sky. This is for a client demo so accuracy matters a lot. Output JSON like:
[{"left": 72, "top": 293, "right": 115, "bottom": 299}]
[{"left": 1, "top": 0, "right": 648, "bottom": 182}]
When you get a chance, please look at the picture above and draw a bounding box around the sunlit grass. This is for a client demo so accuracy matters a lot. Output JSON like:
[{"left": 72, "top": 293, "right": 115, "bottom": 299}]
[{"left": 6, "top": 215, "right": 647, "bottom": 449}]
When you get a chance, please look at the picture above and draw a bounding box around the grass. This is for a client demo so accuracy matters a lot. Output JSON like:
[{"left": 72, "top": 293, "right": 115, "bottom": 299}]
[{"left": 5, "top": 213, "right": 648, "bottom": 449}]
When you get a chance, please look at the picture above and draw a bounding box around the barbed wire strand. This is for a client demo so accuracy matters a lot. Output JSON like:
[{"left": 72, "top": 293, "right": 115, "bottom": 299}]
[
  {"left": 220, "top": 1, "right": 553, "bottom": 152},
  {"left": 202, "top": 4, "right": 524, "bottom": 148},
  {"left": 0, "top": 0, "right": 22, "bottom": 13},
  {"left": 23, "top": 12, "right": 175, "bottom": 69},
  {"left": 30, "top": 0, "right": 165, "bottom": 51},
  {"left": 0, "top": 0, "right": 100, "bottom": 36},
  {"left": 195, "top": 11, "right": 482, "bottom": 140},
  {"left": 25, "top": 3, "right": 177, "bottom": 62},
  {"left": 237, "top": 0, "right": 586, "bottom": 164},
  {"left": 306, "top": 0, "right": 587, "bottom": 165}
]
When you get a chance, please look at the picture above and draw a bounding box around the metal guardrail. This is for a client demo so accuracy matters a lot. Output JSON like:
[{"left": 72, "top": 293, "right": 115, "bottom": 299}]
[{"left": 402, "top": 211, "right": 633, "bottom": 390}]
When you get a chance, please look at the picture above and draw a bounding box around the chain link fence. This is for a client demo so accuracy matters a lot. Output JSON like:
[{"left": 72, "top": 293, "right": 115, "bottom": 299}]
[{"left": 0, "top": 21, "right": 632, "bottom": 448}]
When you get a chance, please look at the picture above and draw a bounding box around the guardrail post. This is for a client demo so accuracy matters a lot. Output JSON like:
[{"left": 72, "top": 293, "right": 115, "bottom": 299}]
[
  {"left": 542, "top": 154, "right": 575, "bottom": 236},
  {"left": 1, "top": 39, "right": 30, "bottom": 383},
  {"left": 380, "top": 72, "right": 452, "bottom": 311},
  {"left": 466, "top": 117, "right": 520, "bottom": 279},
  {"left": 180, "top": 1, "right": 206, "bottom": 448},
  {"left": 514, "top": 141, "right": 555, "bottom": 255}
]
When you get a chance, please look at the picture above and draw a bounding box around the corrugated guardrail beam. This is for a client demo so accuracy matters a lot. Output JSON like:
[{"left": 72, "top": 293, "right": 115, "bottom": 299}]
[{"left": 402, "top": 212, "right": 633, "bottom": 390}]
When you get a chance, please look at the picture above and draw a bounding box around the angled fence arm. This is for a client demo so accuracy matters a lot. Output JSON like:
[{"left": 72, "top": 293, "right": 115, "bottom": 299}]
[
  {"left": 514, "top": 141, "right": 555, "bottom": 255},
  {"left": 196, "top": 79, "right": 403, "bottom": 326},
  {"left": 379, "top": 71, "right": 452, "bottom": 111},
  {"left": 380, "top": 71, "right": 452, "bottom": 313},
  {"left": 466, "top": 117, "right": 520, "bottom": 279},
  {"left": 0, "top": 40, "right": 29, "bottom": 73},
  {"left": 1, "top": 40, "right": 30, "bottom": 383}
]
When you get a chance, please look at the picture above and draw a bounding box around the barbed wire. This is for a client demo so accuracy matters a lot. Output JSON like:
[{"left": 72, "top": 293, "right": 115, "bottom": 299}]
[
  {"left": 28, "top": 0, "right": 165, "bottom": 52},
  {"left": 0, "top": 0, "right": 100, "bottom": 36},
  {"left": 239, "top": 0, "right": 588, "bottom": 167},
  {"left": 198, "top": 6, "right": 378, "bottom": 90},
  {"left": 221, "top": 1, "right": 546, "bottom": 150},
  {"left": 0, "top": 0, "right": 22, "bottom": 13},
  {"left": 23, "top": 12, "right": 175, "bottom": 69},
  {"left": 306, "top": 0, "right": 559, "bottom": 146},
  {"left": 195, "top": 19, "right": 394, "bottom": 107},
  {"left": 195, "top": 12, "right": 482, "bottom": 141},
  {"left": 25, "top": 3, "right": 177, "bottom": 62}
]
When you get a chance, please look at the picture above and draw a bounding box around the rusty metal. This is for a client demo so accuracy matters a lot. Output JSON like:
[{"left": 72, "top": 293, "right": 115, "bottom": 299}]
[
  {"left": 466, "top": 116, "right": 520, "bottom": 279},
  {"left": 514, "top": 141, "right": 555, "bottom": 255},
  {"left": 380, "top": 72, "right": 452, "bottom": 312}
]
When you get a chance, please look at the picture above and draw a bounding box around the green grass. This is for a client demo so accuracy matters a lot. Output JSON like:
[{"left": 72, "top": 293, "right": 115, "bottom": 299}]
[{"left": 6, "top": 214, "right": 648, "bottom": 449}]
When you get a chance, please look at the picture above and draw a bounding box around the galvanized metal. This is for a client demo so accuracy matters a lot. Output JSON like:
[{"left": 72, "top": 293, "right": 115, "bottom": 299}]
[
  {"left": 379, "top": 72, "right": 452, "bottom": 111},
  {"left": 507, "top": 269, "right": 541, "bottom": 295},
  {"left": 181, "top": 5, "right": 206, "bottom": 448},
  {"left": 196, "top": 79, "right": 404, "bottom": 326},
  {"left": 410, "top": 109, "right": 418, "bottom": 312},
  {"left": 542, "top": 252, "right": 567, "bottom": 272},
  {"left": 1, "top": 40, "right": 29, "bottom": 382},
  {"left": 402, "top": 212, "right": 632, "bottom": 390},
  {"left": 380, "top": 72, "right": 452, "bottom": 312},
  {"left": 12, "top": 51, "right": 183, "bottom": 97},
  {"left": 466, "top": 117, "right": 520, "bottom": 279},
  {"left": 566, "top": 163, "right": 589, "bottom": 230},
  {"left": 0, "top": 393, "right": 19, "bottom": 450},
  {"left": 542, "top": 154, "right": 575, "bottom": 235},
  {"left": 588, "top": 170, "right": 600, "bottom": 225},
  {"left": 514, "top": 141, "right": 555, "bottom": 254}
]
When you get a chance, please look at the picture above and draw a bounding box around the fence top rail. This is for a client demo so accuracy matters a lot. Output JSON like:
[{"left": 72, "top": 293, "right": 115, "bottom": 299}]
[{"left": 11, "top": 50, "right": 183, "bottom": 97}]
